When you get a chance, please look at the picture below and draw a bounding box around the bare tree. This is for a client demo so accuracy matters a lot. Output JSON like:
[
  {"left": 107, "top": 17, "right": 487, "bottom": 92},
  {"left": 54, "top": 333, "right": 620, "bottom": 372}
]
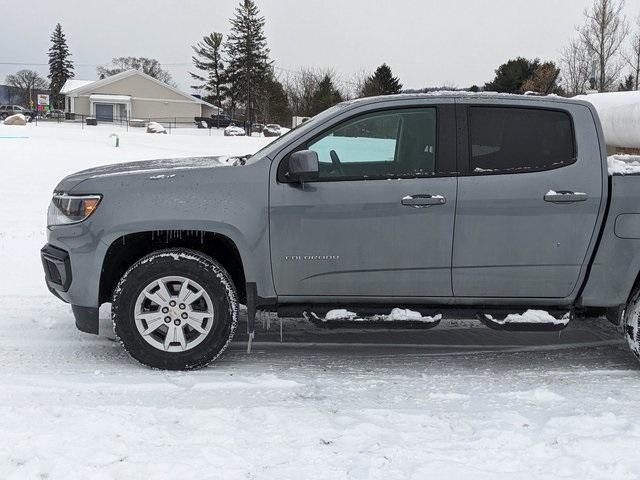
[
  {"left": 283, "top": 67, "right": 322, "bottom": 116},
  {"left": 282, "top": 67, "right": 351, "bottom": 117},
  {"left": 561, "top": 38, "right": 592, "bottom": 95},
  {"left": 97, "top": 57, "right": 176, "bottom": 87},
  {"left": 580, "top": 0, "right": 629, "bottom": 92},
  {"left": 623, "top": 15, "right": 640, "bottom": 90},
  {"left": 350, "top": 69, "right": 370, "bottom": 98},
  {"left": 5, "top": 70, "right": 48, "bottom": 107}
]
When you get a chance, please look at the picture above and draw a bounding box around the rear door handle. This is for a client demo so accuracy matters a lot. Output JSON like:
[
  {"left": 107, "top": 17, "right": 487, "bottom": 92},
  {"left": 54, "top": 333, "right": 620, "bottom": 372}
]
[
  {"left": 544, "top": 190, "right": 589, "bottom": 203},
  {"left": 401, "top": 194, "right": 446, "bottom": 207}
]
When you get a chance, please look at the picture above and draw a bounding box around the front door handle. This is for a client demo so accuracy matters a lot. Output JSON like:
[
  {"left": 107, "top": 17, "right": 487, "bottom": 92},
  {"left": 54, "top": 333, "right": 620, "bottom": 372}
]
[
  {"left": 401, "top": 194, "right": 446, "bottom": 208},
  {"left": 544, "top": 190, "right": 589, "bottom": 203}
]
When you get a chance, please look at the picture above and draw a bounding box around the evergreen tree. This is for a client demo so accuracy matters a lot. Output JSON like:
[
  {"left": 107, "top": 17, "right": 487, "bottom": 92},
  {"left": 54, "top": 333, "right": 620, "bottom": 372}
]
[
  {"left": 256, "top": 71, "right": 290, "bottom": 125},
  {"left": 191, "top": 32, "right": 227, "bottom": 108},
  {"left": 47, "top": 23, "right": 74, "bottom": 109},
  {"left": 361, "top": 63, "right": 403, "bottom": 97},
  {"left": 484, "top": 57, "right": 540, "bottom": 93},
  {"left": 619, "top": 73, "right": 635, "bottom": 91},
  {"left": 225, "top": 0, "right": 271, "bottom": 124},
  {"left": 310, "top": 74, "right": 343, "bottom": 115}
]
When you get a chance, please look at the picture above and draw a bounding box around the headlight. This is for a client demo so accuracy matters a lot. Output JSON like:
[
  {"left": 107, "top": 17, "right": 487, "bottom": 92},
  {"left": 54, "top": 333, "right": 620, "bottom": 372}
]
[{"left": 47, "top": 194, "right": 102, "bottom": 226}]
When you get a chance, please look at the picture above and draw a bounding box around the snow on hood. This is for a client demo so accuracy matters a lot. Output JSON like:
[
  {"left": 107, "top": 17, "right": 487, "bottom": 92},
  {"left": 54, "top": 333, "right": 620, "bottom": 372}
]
[{"left": 57, "top": 155, "right": 248, "bottom": 191}]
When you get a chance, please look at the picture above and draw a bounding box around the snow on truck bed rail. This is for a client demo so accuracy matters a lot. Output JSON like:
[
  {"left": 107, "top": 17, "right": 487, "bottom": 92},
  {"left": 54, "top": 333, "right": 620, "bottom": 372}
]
[{"left": 608, "top": 155, "right": 640, "bottom": 175}]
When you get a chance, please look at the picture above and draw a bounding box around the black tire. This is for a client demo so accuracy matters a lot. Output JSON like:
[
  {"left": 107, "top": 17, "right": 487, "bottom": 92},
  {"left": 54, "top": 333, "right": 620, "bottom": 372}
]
[
  {"left": 112, "top": 248, "right": 239, "bottom": 370},
  {"left": 623, "top": 286, "right": 640, "bottom": 363}
]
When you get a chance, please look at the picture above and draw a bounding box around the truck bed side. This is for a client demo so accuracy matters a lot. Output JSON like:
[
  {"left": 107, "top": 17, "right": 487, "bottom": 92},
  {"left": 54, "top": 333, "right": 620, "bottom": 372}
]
[{"left": 579, "top": 175, "right": 640, "bottom": 308}]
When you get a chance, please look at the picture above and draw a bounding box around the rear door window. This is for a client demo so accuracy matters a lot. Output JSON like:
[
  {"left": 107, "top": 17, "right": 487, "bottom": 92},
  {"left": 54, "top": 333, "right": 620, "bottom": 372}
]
[{"left": 469, "top": 107, "right": 576, "bottom": 174}]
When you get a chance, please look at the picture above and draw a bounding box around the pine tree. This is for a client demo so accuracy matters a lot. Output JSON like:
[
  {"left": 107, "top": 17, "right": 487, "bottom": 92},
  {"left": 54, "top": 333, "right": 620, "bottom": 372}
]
[
  {"left": 256, "top": 70, "right": 290, "bottom": 125},
  {"left": 191, "top": 33, "right": 227, "bottom": 108},
  {"left": 485, "top": 57, "right": 544, "bottom": 93},
  {"left": 225, "top": 0, "right": 271, "bottom": 124},
  {"left": 310, "top": 74, "right": 343, "bottom": 115},
  {"left": 47, "top": 23, "right": 74, "bottom": 109},
  {"left": 361, "top": 64, "right": 403, "bottom": 97},
  {"left": 619, "top": 73, "right": 635, "bottom": 91}
]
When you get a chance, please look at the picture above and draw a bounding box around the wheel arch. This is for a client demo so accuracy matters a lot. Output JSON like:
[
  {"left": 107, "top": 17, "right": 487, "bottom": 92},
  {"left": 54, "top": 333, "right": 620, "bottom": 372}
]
[{"left": 99, "top": 230, "right": 248, "bottom": 305}]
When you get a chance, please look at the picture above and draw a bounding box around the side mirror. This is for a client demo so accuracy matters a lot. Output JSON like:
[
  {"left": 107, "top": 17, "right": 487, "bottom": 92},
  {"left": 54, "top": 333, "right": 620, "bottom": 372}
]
[{"left": 287, "top": 150, "right": 319, "bottom": 183}]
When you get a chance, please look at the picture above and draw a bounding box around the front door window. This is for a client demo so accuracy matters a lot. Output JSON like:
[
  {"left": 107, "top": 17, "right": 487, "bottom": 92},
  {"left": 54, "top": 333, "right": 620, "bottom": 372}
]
[{"left": 307, "top": 108, "right": 437, "bottom": 180}]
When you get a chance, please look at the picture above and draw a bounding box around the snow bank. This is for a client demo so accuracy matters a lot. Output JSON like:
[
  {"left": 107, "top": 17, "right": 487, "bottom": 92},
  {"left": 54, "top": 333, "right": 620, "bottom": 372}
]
[{"left": 608, "top": 155, "right": 640, "bottom": 175}]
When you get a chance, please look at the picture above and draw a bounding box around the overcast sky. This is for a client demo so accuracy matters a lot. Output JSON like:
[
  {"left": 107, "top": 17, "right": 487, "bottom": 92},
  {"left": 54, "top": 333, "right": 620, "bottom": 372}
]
[{"left": 1, "top": 0, "right": 640, "bottom": 94}]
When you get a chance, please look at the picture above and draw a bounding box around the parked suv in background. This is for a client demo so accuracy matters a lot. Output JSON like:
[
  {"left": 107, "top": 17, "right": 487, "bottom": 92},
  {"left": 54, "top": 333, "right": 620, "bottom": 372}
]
[
  {"left": 195, "top": 113, "right": 233, "bottom": 129},
  {"left": 42, "top": 93, "right": 640, "bottom": 370},
  {"left": 0, "top": 105, "right": 32, "bottom": 119}
]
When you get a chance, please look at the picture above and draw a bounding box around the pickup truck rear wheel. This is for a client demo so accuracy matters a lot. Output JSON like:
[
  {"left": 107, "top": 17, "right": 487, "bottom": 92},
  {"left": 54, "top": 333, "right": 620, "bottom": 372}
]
[
  {"left": 112, "top": 249, "right": 239, "bottom": 370},
  {"left": 624, "top": 286, "right": 640, "bottom": 362}
]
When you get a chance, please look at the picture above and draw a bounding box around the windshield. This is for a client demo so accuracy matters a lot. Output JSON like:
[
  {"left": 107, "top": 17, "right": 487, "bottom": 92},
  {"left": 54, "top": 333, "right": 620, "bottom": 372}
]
[{"left": 246, "top": 103, "right": 351, "bottom": 163}]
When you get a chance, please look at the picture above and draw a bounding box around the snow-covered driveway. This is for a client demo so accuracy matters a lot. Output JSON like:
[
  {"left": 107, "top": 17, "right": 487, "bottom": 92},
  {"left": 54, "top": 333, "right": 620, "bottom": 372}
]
[
  {"left": 1, "top": 122, "right": 640, "bottom": 479},
  {"left": 2, "top": 304, "right": 639, "bottom": 479}
]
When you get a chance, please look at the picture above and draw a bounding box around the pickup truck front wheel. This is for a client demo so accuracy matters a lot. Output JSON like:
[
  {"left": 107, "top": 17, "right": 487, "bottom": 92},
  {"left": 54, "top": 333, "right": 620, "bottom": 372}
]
[
  {"left": 624, "top": 286, "right": 640, "bottom": 362},
  {"left": 112, "top": 249, "right": 239, "bottom": 370}
]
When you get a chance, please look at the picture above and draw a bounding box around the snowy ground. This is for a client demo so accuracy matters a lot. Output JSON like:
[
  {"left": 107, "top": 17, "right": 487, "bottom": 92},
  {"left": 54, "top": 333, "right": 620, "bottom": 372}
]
[{"left": 2, "top": 122, "right": 640, "bottom": 479}]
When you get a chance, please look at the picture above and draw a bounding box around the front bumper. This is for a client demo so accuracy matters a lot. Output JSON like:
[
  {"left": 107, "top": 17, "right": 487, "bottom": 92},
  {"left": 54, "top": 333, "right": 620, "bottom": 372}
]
[{"left": 41, "top": 243, "right": 99, "bottom": 334}]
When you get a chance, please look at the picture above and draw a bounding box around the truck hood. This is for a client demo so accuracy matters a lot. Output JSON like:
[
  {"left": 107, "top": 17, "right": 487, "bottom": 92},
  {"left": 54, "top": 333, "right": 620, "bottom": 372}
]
[{"left": 56, "top": 156, "right": 248, "bottom": 192}]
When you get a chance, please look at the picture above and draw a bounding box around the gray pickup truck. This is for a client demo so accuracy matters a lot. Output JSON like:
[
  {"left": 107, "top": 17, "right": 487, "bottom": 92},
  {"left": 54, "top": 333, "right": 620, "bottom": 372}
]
[{"left": 42, "top": 93, "right": 640, "bottom": 370}]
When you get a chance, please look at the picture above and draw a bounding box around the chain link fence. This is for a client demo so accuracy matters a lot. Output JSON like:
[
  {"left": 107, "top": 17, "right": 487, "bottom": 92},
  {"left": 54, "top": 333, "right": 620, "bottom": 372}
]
[{"left": 28, "top": 113, "right": 254, "bottom": 136}]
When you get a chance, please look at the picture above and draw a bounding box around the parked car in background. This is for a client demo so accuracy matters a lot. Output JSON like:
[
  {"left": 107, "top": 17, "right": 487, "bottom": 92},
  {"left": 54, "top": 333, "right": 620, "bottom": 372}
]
[
  {"left": 223, "top": 124, "right": 246, "bottom": 136},
  {"left": 263, "top": 124, "right": 282, "bottom": 137},
  {"left": 195, "top": 113, "right": 233, "bottom": 129},
  {"left": 0, "top": 105, "right": 33, "bottom": 120},
  {"left": 210, "top": 113, "right": 232, "bottom": 128},
  {"left": 42, "top": 93, "right": 640, "bottom": 371},
  {"left": 252, "top": 123, "right": 265, "bottom": 134},
  {"left": 45, "top": 109, "right": 65, "bottom": 119}
]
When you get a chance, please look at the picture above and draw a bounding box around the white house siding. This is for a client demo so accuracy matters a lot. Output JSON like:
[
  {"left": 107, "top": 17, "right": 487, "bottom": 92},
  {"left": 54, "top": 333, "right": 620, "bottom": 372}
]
[
  {"left": 72, "top": 97, "right": 91, "bottom": 116},
  {"left": 130, "top": 99, "right": 200, "bottom": 121},
  {"left": 90, "top": 74, "right": 187, "bottom": 101}
]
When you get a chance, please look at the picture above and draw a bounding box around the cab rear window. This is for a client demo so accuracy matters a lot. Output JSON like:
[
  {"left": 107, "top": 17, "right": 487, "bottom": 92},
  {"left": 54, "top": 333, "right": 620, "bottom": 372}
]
[{"left": 469, "top": 107, "right": 576, "bottom": 174}]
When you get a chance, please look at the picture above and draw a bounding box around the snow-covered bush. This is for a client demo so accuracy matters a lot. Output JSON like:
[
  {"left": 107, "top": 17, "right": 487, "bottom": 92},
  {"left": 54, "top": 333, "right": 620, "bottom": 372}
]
[
  {"left": 3, "top": 114, "right": 27, "bottom": 126},
  {"left": 146, "top": 122, "right": 167, "bottom": 134}
]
